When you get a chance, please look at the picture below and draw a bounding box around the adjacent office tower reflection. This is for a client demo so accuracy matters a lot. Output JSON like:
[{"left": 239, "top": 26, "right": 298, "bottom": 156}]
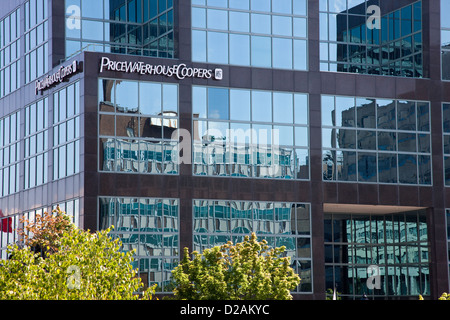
[{"left": 320, "top": 0, "right": 423, "bottom": 77}]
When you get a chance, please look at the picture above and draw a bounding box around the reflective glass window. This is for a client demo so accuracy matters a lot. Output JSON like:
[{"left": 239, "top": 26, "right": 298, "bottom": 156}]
[
  {"left": 229, "top": 11, "right": 249, "bottom": 32},
  {"left": 230, "top": 89, "right": 250, "bottom": 121},
  {"left": 208, "top": 88, "right": 229, "bottom": 120},
  {"left": 251, "top": 0, "right": 270, "bottom": 12},
  {"left": 398, "top": 154, "right": 417, "bottom": 184},
  {"left": 99, "top": 79, "right": 178, "bottom": 175},
  {"left": 321, "top": 1, "right": 424, "bottom": 78},
  {"left": 193, "top": 86, "right": 207, "bottom": 119},
  {"left": 193, "top": 199, "right": 312, "bottom": 293},
  {"left": 207, "top": 31, "right": 228, "bottom": 64},
  {"left": 251, "top": 35, "right": 272, "bottom": 67},
  {"left": 294, "top": 94, "right": 308, "bottom": 125},
  {"left": 99, "top": 197, "right": 179, "bottom": 292},
  {"left": 358, "top": 152, "right": 377, "bottom": 182},
  {"left": 397, "top": 100, "right": 416, "bottom": 131},
  {"left": 192, "top": 0, "right": 307, "bottom": 70},
  {"left": 252, "top": 91, "right": 272, "bottom": 122},
  {"left": 272, "top": 15, "right": 292, "bottom": 36},
  {"left": 251, "top": 13, "right": 271, "bottom": 34},
  {"left": 323, "top": 95, "right": 431, "bottom": 185},
  {"left": 192, "top": 30, "right": 207, "bottom": 61},
  {"left": 272, "top": 0, "right": 291, "bottom": 14},
  {"left": 229, "top": 0, "right": 249, "bottom": 9},
  {"left": 194, "top": 86, "right": 309, "bottom": 180},
  {"left": 273, "top": 38, "right": 293, "bottom": 69},
  {"left": 192, "top": 7, "right": 206, "bottom": 28},
  {"left": 230, "top": 34, "right": 250, "bottom": 66},
  {"left": 207, "top": 9, "right": 228, "bottom": 30}
]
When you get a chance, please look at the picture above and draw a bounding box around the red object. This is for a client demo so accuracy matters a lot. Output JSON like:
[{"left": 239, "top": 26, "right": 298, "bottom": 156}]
[{"left": 0, "top": 210, "right": 12, "bottom": 233}]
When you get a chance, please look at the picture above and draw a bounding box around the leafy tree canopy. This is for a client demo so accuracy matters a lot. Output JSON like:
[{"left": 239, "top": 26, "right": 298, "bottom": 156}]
[
  {"left": 0, "top": 207, "right": 155, "bottom": 300},
  {"left": 171, "top": 232, "right": 300, "bottom": 300}
]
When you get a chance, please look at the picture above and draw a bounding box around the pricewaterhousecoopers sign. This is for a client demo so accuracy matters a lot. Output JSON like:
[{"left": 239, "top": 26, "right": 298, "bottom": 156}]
[{"left": 99, "top": 56, "right": 223, "bottom": 81}]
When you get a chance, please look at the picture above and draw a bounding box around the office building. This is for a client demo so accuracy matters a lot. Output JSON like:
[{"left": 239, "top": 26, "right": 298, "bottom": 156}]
[{"left": 0, "top": 0, "right": 449, "bottom": 300}]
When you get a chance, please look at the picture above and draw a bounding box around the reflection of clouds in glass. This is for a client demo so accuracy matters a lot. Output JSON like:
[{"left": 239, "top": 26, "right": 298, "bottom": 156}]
[
  {"left": 209, "top": 110, "right": 221, "bottom": 119},
  {"left": 347, "top": 0, "right": 366, "bottom": 10},
  {"left": 331, "top": 0, "right": 346, "bottom": 12}
]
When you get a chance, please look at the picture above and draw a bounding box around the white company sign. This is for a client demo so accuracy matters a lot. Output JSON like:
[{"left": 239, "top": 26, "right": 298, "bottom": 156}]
[{"left": 99, "top": 56, "right": 223, "bottom": 81}]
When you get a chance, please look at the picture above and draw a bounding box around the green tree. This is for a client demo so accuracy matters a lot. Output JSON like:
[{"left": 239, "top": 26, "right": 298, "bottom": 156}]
[
  {"left": 171, "top": 233, "right": 300, "bottom": 300},
  {"left": 0, "top": 207, "right": 155, "bottom": 300}
]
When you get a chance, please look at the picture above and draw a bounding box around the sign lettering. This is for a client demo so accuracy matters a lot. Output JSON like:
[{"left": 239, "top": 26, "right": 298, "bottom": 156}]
[
  {"left": 99, "top": 56, "right": 223, "bottom": 81},
  {"left": 35, "top": 60, "right": 82, "bottom": 95}
]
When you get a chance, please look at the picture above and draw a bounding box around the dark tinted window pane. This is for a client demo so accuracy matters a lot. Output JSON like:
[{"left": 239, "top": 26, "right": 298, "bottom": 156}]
[
  {"left": 116, "top": 81, "right": 138, "bottom": 112},
  {"left": 417, "top": 134, "right": 430, "bottom": 153},
  {"left": 337, "top": 129, "right": 356, "bottom": 149},
  {"left": 444, "top": 135, "right": 450, "bottom": 154},
  {"left": 357, "top": 130, "right": 376, "bottom": 150},
  {"left": 378, "top": 131, "right": 396, "bottom": 151},
  {"left": 443, "top": 51, "right": 450, "bottom": 81},
  {"left": 337, "top": 151, "right": 356, "bottom": 181},
  {"left": 418, "top": 155, "right": 431, "bottom": 185},
  {"left": 445, "top": 157, "right": 450, "bottom": 186},
  {"left": 417, "top": 102, "right": 429, "bottom": 132},
  {"left": 378, "top": 153, "right": 397, "bottom": 183},
  {"left": 356, "top": 98, "right": 376, "bottom": 128},
  {"left": 323, "top": 150, "right": 336, "bottom": 181},
  {"left": 397, "top": 101, "right": 416, "bottom": 131},
  {"left": 377, "top": 99, "right": 396, "bottom": 129},
  {"left": 444, "top": 104, "right": 450, "bottom": 133},
  {"left": 140, "top": 82, "right": 162, "bottom": 115},
  {"left": 398, "top": 132, "right": 416, "bottom": 152},
  {"left": 398, "top": 154, "right": 417, "bottom": 184}
]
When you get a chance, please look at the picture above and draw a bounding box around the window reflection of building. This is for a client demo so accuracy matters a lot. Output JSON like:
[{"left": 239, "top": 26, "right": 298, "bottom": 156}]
[
  {"left": 192, "top": 129, "right": 304, "bottom": 179},
  {"left": 325, "top": 208, "right": 429, "bottom": 299},
  {"left": 193, "top": 199, "right": 312, "bottom": 293},
  {"left": 65, "top": 0, "right": 175, "bottom": 58},
  {"left": 191, "top": 0, "right": 308, "bottom": 70},
  {"left": 98, "top": 79, "right": 179, "bottom": 174},
  {"left": 441, "top": 0, "right": 450, "bottom": 80},
  {"left": 320, "top": 1, "right": 423, "bottom": 78},
  {"left": 192, "top": 86, "right": 310, "bottom": 180},
  {"left": 99, "top": 197, "right": 179, "bottom": 292},
  {"left": 322, "top": 95, "right": 431, "bottom": 185}
]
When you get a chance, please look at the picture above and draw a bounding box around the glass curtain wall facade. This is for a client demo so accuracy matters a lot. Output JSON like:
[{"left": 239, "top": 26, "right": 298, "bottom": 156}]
[
  {"left": 442, "top": 0, "right": 450, "bottom": 80},
  {"left": 0, "top": 7, "right": 20, "bottom": 97},
  {"left": 65, "top": 0, "right": 175, "bottom": 58},
  {"left": 98, "top": 78, "right": 179, "bottom": 174},
  {"left": 192, "top": 0, "right": 308, "bottom": 70},
  {"left": 192, "top": 86, "right": 309, "bottom": 179},
  {"left": 322, "top": 95, "right": 431, "bottom": 185},
  {"left": 24, "top": 0, "right": 48, "bottom": 84},
  {"left": 53, "top": 81, "right": 81, "bottom": 180},
  {"left": 443, "top": 103, "right": 450, "bottom": 186},
  {"left": 0, "top": 112, "right": 20, "bottom": 197},
  {"left": 193, "top": 199, "right": 313, "bottom": 293},
  {"left": 24, "top": 97, "right": 49, "bottom": 189},
  {"left": 99, "top": 197, "right": 179, "bottom": 292}
]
